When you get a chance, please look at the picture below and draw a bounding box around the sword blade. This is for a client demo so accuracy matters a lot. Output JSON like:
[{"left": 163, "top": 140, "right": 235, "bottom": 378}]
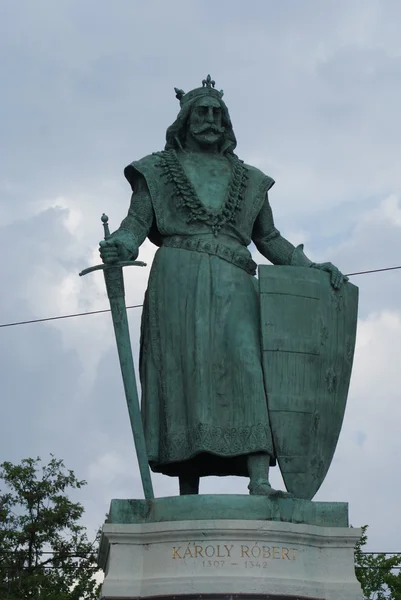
[{"left": 103, "top": 267, "right": 154, "bottom": 500}]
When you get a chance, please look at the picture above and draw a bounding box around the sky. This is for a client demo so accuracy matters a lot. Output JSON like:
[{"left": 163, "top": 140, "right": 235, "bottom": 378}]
[{"left": 1, "top": 0, "right": 401, "bottom": 559}]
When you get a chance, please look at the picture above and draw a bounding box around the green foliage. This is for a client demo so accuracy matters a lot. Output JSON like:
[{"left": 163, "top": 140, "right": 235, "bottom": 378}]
[
  {"left": 0, "top": 456, "right": 101, "bottom": 600},
  {"left": 355, "top": 525, "right": 401, "bottom": 600}
]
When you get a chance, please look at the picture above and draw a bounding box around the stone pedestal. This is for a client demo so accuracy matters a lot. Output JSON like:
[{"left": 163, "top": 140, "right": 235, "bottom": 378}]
[{"left": 98, "top": 496, "right": 363, "bottom": 600}]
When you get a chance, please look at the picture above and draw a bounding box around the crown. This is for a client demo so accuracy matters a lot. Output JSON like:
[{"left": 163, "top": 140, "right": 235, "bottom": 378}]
[{"left": 174, "top": 74, "right": 224, "bottom": 108}]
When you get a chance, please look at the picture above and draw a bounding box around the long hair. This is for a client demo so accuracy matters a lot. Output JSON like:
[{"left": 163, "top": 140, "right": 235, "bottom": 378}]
[{"left": 165, "top": 96, "right": 237, "bottom": 154}]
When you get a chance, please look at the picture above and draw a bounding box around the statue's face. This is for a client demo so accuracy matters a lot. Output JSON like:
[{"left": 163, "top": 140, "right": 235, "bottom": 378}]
[{"left": 188, "top": 96, "right": 225, "bottom": 148}]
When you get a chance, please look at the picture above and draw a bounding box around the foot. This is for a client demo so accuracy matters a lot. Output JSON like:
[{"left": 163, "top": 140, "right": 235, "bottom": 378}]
[{"left": 248, "top": 478, "right": 291, "bottom": 498}]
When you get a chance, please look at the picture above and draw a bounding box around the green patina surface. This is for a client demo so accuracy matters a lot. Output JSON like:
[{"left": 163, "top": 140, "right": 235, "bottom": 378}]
[
  {"left": 107, "top": 496, "right": 348, "bottom": 528},
  {"left": 94, "top": 75, "right": 359, "bottom": 505}
]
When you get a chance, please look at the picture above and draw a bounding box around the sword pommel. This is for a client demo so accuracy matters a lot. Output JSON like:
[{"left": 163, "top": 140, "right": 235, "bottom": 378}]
[{"left": 101, "top": 213, "right": 111, "bottom": 239}]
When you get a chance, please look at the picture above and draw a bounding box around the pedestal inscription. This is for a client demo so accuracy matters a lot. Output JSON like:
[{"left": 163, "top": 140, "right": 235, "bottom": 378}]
[
  {"left": 170, "top": 541, "right": 298, "bottom": 565},
  {"left": 99, "top": 519, "right": 363, "bottom": 600},
  {"left": 172, "top": 542, "right": 297, "bottom": 568}
]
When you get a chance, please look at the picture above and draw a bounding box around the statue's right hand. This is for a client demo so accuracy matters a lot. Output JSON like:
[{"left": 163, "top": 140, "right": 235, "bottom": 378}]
[{"left": 99, "top": 239, "right": 124, "bottom": 264}]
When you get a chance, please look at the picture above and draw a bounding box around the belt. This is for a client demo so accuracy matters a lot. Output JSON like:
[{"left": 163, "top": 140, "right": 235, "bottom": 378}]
[{"left": 162, "top": 236, "right": 257, "bottom": 276}]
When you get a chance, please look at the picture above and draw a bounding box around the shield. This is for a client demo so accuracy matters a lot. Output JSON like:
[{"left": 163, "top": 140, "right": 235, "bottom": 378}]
[{"left": 259, "top": 266, "right": 358, "bottom": 500}]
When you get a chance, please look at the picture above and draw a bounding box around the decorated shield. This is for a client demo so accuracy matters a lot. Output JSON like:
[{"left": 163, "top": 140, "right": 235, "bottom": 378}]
[{"left": 259, "top": 266, "right": 358, "bottom": 500}]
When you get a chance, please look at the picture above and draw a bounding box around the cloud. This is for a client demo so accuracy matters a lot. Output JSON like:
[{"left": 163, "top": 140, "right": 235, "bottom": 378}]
[{"left": 1, "top": 0, "right": 401, "bottom": 556}]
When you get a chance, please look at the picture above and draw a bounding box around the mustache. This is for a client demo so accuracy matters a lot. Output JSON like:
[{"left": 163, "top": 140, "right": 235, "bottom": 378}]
[{"left": 190, "top": 124, "right": 225, "bottom": 135}]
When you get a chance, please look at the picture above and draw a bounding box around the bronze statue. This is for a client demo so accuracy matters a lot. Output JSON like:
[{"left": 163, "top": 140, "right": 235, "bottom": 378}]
[{"left": 98, "top": 76, "right": 355, "bottom": 499}]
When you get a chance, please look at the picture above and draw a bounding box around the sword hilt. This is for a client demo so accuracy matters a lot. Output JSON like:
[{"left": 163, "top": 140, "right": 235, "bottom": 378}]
[{"left": 79, "top": 214, "right": 147, "bottom": 277}]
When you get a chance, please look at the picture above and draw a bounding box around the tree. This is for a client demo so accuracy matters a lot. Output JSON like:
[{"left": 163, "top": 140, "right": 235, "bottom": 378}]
[
  {"left": 355, "top": 525, "right": 401, "bottom": 600},
  {"left": 0, "top": 456, "right": 101, "bottom": 600}
]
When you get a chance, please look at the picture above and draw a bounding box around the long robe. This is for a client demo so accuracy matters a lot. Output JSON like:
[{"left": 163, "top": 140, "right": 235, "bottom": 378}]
[{"left": 113, "top": 150, "right": 301, "bottom": 478}]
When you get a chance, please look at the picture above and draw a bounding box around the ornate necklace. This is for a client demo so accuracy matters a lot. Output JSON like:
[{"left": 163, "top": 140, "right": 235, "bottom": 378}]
[{"left": 157, "top": 149, "right": 248, "bottom": 235}]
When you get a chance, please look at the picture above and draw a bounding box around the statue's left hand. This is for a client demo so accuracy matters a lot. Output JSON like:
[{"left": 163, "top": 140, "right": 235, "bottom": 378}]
[{"left": 311, "top": 262, "right": 349, "bottom": 290}]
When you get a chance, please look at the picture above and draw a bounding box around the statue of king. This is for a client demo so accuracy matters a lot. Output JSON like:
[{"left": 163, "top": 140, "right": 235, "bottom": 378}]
[{"left": 99, "top": 75, "right": 347, "bottom": 497}]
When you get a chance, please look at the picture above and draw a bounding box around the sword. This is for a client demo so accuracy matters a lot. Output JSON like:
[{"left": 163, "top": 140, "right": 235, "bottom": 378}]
[{"left": 79, "top": 214, "right": 154, "bottom": 500}]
